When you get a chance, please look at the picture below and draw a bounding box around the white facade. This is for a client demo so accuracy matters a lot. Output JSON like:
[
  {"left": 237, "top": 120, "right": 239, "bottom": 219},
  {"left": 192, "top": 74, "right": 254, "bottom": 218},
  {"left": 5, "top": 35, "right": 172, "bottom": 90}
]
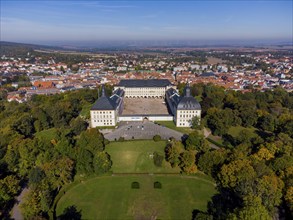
[
  {"left": 118, "top": 115, "right": 173, "bottom": 122},
  {"left": 175, "top": 110, "right": 201, "bottom": 127},
  {"left": 114, "top": 86, "right": 174, "bottom": 98},
  {"left": 90, "top": 110, "right": 116, "bottom": 127},
  {"left": 91, "top": 80, "right": 201, "bottom": 128}
]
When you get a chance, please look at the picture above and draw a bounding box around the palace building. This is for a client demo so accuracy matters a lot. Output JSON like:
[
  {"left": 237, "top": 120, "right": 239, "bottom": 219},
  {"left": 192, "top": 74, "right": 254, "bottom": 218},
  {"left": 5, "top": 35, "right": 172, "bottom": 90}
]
[
  {"left": 114, "top": 79, "right": 175, "bottom": 98},
  {"left": 90, "top": 79, "right": 201, "bottom": 127}
]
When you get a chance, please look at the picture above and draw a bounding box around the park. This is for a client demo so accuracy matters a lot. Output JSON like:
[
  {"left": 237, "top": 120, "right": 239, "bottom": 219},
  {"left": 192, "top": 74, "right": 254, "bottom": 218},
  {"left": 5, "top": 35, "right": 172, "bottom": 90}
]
[{"left": 55, "top": 140, "right": 217, "bottom": 219}]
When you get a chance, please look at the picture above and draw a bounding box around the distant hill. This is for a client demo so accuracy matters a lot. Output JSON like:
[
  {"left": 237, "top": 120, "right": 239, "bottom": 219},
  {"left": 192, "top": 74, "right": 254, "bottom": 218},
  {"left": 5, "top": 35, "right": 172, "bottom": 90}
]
[{"left": 0, "top": 41, "right": 69, "bottom": 57}]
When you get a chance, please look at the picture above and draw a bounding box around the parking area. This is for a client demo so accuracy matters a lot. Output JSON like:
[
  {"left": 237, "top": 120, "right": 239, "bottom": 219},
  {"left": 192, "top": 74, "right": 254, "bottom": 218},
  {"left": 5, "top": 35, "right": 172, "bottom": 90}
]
[
  {"left": 122, "top": 98, "right": 169, "bottom": 115},
  {"left": 104, "top": 121, "right": 183, "bottom": 141}
]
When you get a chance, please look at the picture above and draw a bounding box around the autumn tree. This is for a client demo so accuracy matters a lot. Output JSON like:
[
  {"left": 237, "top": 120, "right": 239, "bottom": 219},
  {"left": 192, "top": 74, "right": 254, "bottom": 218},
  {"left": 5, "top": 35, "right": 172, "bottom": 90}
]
[
  {"left": 165, "top": 140, "right": 183, "bottom": 167},
  {"left": 93, "top": 152, "right": 112, "bottom": 174},
  {"left": 179, "top": 150, "right": 197, "bottom": 174}
]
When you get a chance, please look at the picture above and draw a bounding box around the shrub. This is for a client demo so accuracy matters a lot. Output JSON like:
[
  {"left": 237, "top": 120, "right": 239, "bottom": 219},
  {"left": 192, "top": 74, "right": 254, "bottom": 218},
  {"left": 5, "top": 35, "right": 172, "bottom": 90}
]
[
  {"left": 118, "top": 137, "right": 125, "bottom": 142},
  {"left": 154, "top": 181, "right": 162, "bottom": 189},
  {"left": 131, "top": 181, "right": 140, "bottom": 189},
  {"left": 104, "top": 139, "right": 110, "bottom": 145},
  {"left": 153, "top": 151, "right": 164, "bottom": 167},
  {"left": 153, "top": 135, "right": 161, "bottom": 142}
]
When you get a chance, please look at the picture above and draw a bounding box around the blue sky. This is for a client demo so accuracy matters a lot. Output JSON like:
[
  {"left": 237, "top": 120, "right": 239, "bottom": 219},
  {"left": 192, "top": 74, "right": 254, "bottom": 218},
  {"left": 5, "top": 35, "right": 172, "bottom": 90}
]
[{"left": 1, "top": 0, "right": 292, "bottom": 45}]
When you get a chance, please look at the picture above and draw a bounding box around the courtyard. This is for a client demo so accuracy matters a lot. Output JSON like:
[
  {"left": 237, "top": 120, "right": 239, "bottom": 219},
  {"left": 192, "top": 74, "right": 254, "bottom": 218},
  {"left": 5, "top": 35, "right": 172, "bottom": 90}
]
[
  {"left": 104, "top": 121, "right": 184, "bottom": 141},
  {"left": 122, "top": 98, "right": 169, "bottom": 115}
]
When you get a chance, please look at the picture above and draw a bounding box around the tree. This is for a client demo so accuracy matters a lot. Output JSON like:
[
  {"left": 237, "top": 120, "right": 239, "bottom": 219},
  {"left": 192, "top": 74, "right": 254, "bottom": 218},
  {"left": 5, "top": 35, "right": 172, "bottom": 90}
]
[
  {"left": 257, "top": 114, "right": 276, "bottom": 132},
  {"left": 153, "top": 152, "right": 164, "bottom": 167},
  {"left": 29, "top": 167, "right": 45, "bottom": 188},
  {"left": 42, "top": 157, "right": 74, "bottom": 190},
  {"left": 205, "top": 108, "right": 230, "bottom": 136},
  {"left": 17, "top": 138, "right": 40, "bottom": 176},
  {"left": 77, "top": 128, "right": 105, "bottom": 153},
  {"left": 191, "top": 116, "right": 203, "bottom": 130},
  {"left": 284, "top": 186, "right": 293, "bottom": 213},
  {"left": 252, "top": 147, "right": 274, "bottom": 161},
  {"left": 3, "top": 144, "right": 20, "bottom": 172},
  {"left": 228, "top": 195, "right": 271, "bottom": 220},
  {"left": 0, "top": 175, "right": 20, "bottom": 206},
  {"left": 55, "top": 137, "right": 74, "bottom": 158},
  {"left": 179, "top": 150, "right": 197, "bottom": 174},
  {"left": 165, "top": 140, "right": 183, "bottom": 167},
  {"left": 153, "top": 135, "right": 161, "bottom": 142},
  {"left": 239, "top": 108, "right": 258, "bottom": 127},
  {"left": 58, "top": 205, "right": 82, "bottom": 220},
  {"left": 255, "top": 174, "right": 284, "bottom": 211},
  {"left": 197, "top": 149, "right": 227, "bottom": 176},
  {"left": 93, "top": 152, "right": 112, "bottom": 174},
  {"left": 218, "top": 159, "right": 256, "bottom": 188},
  {"left": 185, "top": 132, "right": 209, "bottom": 152},
  {"left": 69, "top": 117, "right": 88, "bottom": 136},
  {"left": 12, "top": 113, "right": 35, "bottom": 137},
  {"left": 75, "top": 149, "right": 94, "bottom": 174},
  {"left": 32, "top": 108, "right": 51, "bottom": 132},
  {"left": 20, "top": 190, "right": 42, "bottom": 219}
]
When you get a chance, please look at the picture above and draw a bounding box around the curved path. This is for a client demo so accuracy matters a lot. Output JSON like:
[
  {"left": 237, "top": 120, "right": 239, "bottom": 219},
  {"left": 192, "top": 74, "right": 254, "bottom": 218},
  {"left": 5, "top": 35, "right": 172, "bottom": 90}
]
[{"left": 11, "top": 188, "right": 29, "bottom": 220}]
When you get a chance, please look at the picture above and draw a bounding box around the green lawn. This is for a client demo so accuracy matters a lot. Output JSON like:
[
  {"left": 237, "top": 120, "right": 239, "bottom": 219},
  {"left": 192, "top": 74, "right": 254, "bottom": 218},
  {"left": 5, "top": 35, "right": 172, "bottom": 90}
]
[
  {"left": 35, "top": 128, "right": 59, "bottom": 141},
  {"left": 56, "top": 175, "right": 216, "bottom": 220},
  {"left": 207, "top": 134, "right": 224, "bottom": 147},
  {"left": 106, "top": 140, "right": 181, "bottom": 173},
  {"left": 155, "top": 121, "right": 194, "bottom": 134},
  {"left": 228, "top": 126, "right": 257, "bottom": 137}
]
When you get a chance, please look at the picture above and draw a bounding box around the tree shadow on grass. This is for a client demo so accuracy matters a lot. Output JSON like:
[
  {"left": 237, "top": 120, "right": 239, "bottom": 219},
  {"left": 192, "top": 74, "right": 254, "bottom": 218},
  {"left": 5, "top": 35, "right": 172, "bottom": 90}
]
[{"left": 57, "top": 205, "right": 82, "bottom": 220}]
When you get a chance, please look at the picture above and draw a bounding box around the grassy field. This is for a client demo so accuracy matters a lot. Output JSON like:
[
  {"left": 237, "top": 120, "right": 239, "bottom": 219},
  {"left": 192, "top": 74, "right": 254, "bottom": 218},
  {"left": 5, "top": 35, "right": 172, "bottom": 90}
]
[
  {"left": 207, "top": 134, "right": 224, "bottom": 147},
  {"left": 106, "top": 140, "right": 181, "bottom": 173},
  {"left": 56, "top": 175, "right": 216, "bottom": 220},
  {"left": 155, "top": 121, "right": 194, "bottom": 134},
  {"left": 35, "top": 128, "right": 59, "bottom": 141},
  {"left": 228, "top": 126, "right": 257, "bottom": 137}
]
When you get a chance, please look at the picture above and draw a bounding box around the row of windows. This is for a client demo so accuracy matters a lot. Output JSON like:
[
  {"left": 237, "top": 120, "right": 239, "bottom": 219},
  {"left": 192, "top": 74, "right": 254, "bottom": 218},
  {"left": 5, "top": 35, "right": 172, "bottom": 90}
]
[
  {"left": 179, "top": 119, "right": 191, "bottom": 122},
  {"left": 125, "top": 92, "right": 165, "bottom": 95},
  {"left": 179, "top": 114, "right": 196, "bottom": 118},
  {"left": 93, "top": 116, "right": 114, "bottom": 119},
  {"left": 94, "top": 122, "right": 112, "bottom": 126},
  {"left": 179, "top": 111, "right": 199, "bottom": 114},
  {"left": 94, "top": 120, "right": 113, "bottom": 123},
  {"left": 125, "top": 88, "right": 165, "bottom": 90},
  {"left": 93, "top": 111, "right": 113, "bottom": 115}
]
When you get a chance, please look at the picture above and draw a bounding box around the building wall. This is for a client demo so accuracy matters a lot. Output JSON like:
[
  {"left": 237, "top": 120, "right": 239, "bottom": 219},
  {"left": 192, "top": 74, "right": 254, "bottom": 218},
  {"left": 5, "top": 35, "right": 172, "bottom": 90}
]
[
  {"left": 90, "top": 110, "right": 116, "bottom": 127},
  {"left": 91, "top": 85, "right": 201, "bottom": 128},
  {"left": 118, "top": 115, "right": 173, "bottom": 122},
  {"left": 175, "top": 110, "right": 201, "bottom": 127},
  {"left": 114, "top": 86, "right": 175, "bottom": 98}
]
